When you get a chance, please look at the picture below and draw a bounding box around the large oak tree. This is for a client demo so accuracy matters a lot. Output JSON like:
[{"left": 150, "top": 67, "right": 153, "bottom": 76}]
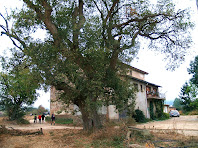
[{"left": 0, "top": 0, "right": 193, "bottom": 130}]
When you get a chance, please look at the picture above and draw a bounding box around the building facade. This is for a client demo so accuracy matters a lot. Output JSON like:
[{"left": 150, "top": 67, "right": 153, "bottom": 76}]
[{"left": 50, "top": 65, "right": 165, "bottom": 119}]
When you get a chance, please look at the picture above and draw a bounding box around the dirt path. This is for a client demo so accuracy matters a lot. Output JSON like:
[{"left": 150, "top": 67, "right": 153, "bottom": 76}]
[
  {"left": 3, "top": 115, "right": 198, "bottom": 136},
  {"left": 135, "top": 115, "right": 198, "bottom": 136},
  {"left": 5, "top": 119, "right": 83, "bottom": 130}
]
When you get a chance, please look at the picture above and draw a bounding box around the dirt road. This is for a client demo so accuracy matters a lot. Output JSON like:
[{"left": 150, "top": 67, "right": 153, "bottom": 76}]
[
  {"left": 135, "top": 115, "right": 198, "bottom": 136},
  {"left": 3, "top": 115, "right": 198, "bottom": 136},
  {"left": 5, "top": 119, "right": 83, "bottom": 130}
]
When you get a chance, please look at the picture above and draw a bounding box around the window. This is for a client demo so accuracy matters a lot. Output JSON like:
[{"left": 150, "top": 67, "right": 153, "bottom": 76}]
[
  {"left": 140, "top": 85, "right": 143, "bottom": 92},
  {"left": 133, "top": 83, "right": 138, "bottom": 92}
]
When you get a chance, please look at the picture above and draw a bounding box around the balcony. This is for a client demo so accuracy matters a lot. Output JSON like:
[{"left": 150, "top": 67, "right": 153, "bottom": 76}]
[{"left": 146, "top": 91, "right": 165, "bottom": 100}]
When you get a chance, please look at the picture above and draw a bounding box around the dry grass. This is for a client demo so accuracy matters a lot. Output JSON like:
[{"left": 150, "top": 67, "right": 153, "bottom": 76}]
[
  {"left": 1, "top": 117, "right": 198, "bottom": 148},
  {"left": 0, "top": 127, "right": 127, "bottom": 148},
  {"left": 150, "top": 130, "right": 198, "bottom": 148}
]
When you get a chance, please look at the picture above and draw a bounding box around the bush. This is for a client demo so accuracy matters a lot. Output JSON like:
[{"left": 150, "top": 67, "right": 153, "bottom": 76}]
[
  {"left": 45, "top": 116, "right": 73, "bottom": 124},
  {"left": 188, "top": 110, "right": 198, "bottom": 115},
  {"left": 157, "top": 112, "right": 170, "bottom": 120},
  {"left": 132, "top": 109, "right": 147, "bottom": 123},
  {"left": 16, "top": 118, "right": 30, "bottom": 124}
]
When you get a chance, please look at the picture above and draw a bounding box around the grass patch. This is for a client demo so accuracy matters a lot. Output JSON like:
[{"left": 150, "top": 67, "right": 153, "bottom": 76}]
[
  {"left": 45, "top": 116, "right": 73, "bottom": 124},
  {"left": 154, "top": 112, "right": 170, "bottom": 121},
  {"left": 188, "top": 110, "right": 198, "bottom": 115},
  {"left": 89, "top": 126, "right": 127, "bottom": 148},
  {"left": 16, "top": 118, "right": 30, "bottom": 124},
  {"left": 91, "top": 137, "right": 125, "bottom": 148}
]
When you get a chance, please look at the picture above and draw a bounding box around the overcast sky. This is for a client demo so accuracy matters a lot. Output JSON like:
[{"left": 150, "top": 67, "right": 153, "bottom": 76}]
[{"left": 0, "top": 0, "right": 198, "bottom": 110}]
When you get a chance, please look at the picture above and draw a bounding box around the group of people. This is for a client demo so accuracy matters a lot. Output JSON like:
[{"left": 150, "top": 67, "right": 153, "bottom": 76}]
[
  {"left": 34, "top": 114, "right": 45, "bottom": 124},
  {"left": 33, "top": 113, "right": 55, "bottom": 125}
]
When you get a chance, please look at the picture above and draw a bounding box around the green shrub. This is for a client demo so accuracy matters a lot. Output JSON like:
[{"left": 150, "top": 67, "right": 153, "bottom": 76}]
[
  {"left": 45, "top": 116, "right": 51, "bottom": 121},
  {"left": 16, "top": 118, "right": 30, "bottom": 124},
  {"left": 157, "top": 112, "right": 170, "bottom": 120},
  {"left": 91, "top": 133, "right": 125, "bottom": 148},
  {"left": 132, "top": 109, "right": 147, "bottom": 123},
  {"left": 45, "top": 116, "right": 73, "bottom": 124},
  {"left": 56, "top": 118, "right": 73, "bottom": 124},
  {"left": 188, "top": 110, "right": 198, "bottom": 115}
]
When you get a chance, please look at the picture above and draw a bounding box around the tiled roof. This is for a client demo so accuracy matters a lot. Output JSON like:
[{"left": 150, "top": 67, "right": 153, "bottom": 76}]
[{"left": 126, "top": 75, "right": 161, "bottom": 87}]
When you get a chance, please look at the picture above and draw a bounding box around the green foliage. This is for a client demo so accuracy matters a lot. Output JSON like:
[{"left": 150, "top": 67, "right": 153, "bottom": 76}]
[
  {"left": 132, "top": 109, "right": 147, "bottom": 123},
  {"left": 176, "top": 55, "right": 198, "bottom": 113},
  {"left": 16, "top": 118, "right": 30, "bottom": 124},
  {"left": 26, "top": 106, "right": 37, "bottom": 112},
  {"left": 188, "top": 110, "right": 198, "bottom": 115},
  {"left": 150, "top": 101, "right": 155, "bottom": 120},
  {"left": 45, "top": 116, "right": 51, "bottom": 121},
  {"left": 0, "top": 52, "right": 41, "bottom": 121},
  {"left": 157, "top": 112, "right": 170, "bottom": 120},
  {"left": 36, "top": 105, "right": 48, "bottom": 115},
  {"left": 188, "top": 55, "right": 198, "bottom": 86},
  {"left": 91, "top": 132, "right": 125, "bottom": 148},
  {"left": 45, "top": 116, "right": 73, "bottom": 124},
  {"left": 173, "top": 98, "right": 183, "bottom": 111},
  {"left": 154, "top": 100, "right": 164, "bottom": 119},
  {"left": 179, "top": 82, "right": 198, "bottom": 112},
  {"left": 149, "top": 100, "right": 164, "bottom": 120}
]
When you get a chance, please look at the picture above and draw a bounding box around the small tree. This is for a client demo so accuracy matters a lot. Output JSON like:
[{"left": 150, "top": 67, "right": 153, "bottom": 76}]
[
  {"left": 173, "top": 98, "right": 183, "bottom": 111},
  {"left": 188, "top": 56, "right": 198, "bottom": 87},
  {"left": 37, "top": 105, "right": 48, "bottom": 115},
  {"left": 179, "top": 82, "right": 198, "bottom": 112},
  {"left": 0, "top": 53, "right": 41, "bottom": 120}
]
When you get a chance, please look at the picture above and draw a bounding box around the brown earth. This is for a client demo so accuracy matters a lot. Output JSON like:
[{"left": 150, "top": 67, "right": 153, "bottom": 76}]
[
  {"left": 0, "top": 115, "right": 198, "bottom": 148},
  {"left": 135, "top": 115, "right": 198, "bottom": 136}
]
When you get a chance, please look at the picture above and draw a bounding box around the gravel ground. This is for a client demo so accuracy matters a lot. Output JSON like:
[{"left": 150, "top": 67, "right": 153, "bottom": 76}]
[{"left": 135, "top": 115, "right": 198, "bottom": 136}]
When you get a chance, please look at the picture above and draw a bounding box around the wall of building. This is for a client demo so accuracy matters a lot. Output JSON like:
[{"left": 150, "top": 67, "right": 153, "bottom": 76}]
[
  {"left": 108, "top": 105, "right": 119, "bottom": 120},
  {"left": 134, "top": 82, "right": 148, "bottom": 118},
  {"left": 50, "top": 66, "right": 162, "bottom": 120},
  {"left": 50, "top": 86, "right": 74, "bottom": 115},
  {"left": 164, "top": 105, "right": 169, "bottom": 113},
  {"left": 127, "top": 69, "right": 145, "bottom": 80}
]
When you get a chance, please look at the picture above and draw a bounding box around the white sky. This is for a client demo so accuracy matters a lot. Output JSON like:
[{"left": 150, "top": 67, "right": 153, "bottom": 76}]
[{"left": 0, "top": 0, "right": 198, "bottom": 109}]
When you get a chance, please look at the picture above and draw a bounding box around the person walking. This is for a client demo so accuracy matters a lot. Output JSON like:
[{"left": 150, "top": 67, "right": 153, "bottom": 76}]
[
  {"left": 34, "top": 114, "right": 37, "bottom": 123},
  {"left": 41, "top": 113, "right": 45, "bottom": 123},
  {"left": 38, "top": 114, "right": 42, "bottom": 124},
  {"left": 51, "top": 114, "right": 55, "bottom": 125}
]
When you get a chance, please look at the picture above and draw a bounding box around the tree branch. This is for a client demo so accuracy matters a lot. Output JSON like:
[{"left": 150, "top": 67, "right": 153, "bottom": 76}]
[
  {"left": 93, "top": 1, "right": 104, "bottom": 20},
  {"left": 112, "top": 13, "right": 172, "bottom": 29},
  {"left": 104, "top": 0, "right": 119, "bottom": 24},
  {"left": 23, "top": 0, "right": 60, "bottom": 46},
  {"left": 0, "top": 13, "right": 26, "bottom": 50}
]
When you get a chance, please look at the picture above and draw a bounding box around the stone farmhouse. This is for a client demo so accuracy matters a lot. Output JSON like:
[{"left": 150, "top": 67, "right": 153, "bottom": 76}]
[{"left": 50, "top": 65, "right": 165, "bottom": 120}]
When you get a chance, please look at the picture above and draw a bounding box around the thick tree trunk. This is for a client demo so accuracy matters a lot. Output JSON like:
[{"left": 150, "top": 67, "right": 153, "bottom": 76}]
[
  {"left": 92, "top": 109, "right": 102, "bottom": 129},
  {"left": 80, "top": 106, "right": 93, "bottom": 131},
  {"left": 78, "top": 102, "right": 103, "bottom": 131}
]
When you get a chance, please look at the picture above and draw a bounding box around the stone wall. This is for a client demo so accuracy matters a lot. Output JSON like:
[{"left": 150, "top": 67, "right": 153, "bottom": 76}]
[{"left": 50, "top": 86, "right": 74, "bottom": 115}]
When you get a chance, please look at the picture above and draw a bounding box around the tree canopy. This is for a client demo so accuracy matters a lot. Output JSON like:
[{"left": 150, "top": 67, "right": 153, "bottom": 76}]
[
  {"left": 0, "top": 0, "right": 194, "bottom": 130},
  {"left": 179, "top": 82, "right": 198, "bottom": 112},
  {"left": 173, "top": 98, "right": 183, "bottom": 111},
  {"left": 188, "top": 55, "right": 198, "bottom": 86},
  {"left": 0, "top": 51, "right": 41, "bottom": 120}
]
